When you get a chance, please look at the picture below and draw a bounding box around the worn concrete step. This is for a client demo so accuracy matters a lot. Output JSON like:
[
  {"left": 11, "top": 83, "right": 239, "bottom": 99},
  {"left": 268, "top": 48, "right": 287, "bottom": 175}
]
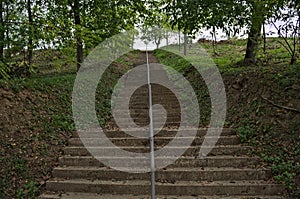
[
  {"left": 109, "top": 119, "right": 182, "bottom": 126},
  {"left": 63, "top": 145, "right": 251, "bottom": 156},
  {"left": 111, "top": 112, "right": 182, "bottom": 119},
  {"left": 117, "top": 103, "right": 183, "bottom": 109},
  {"left": 114, "top": 97, "right": 181, "bottom": 102},
  {"left": 115, "top": 94, "right": 181, "bottom": 99},
  {"left": 69, "top": 136, "right": 240, "bottom": 147},
  {"left": 45, "top": 179, "right": 285, "bottom": 196},
  {"left": 52, "top": 166, "right": 270, "bottom": 181},
  {"left": 113, "top": 104, "right": 181, "bottom": 109},
  {"left": 39, "top": 192, "right": 286, "bottom": 199},
  {"left": 114, "top": 88, "right": 177, "bottom": 93},
  {"left": 107, "top": 120, "right": 183, "bottom": 127},
  {"left": 72, "top": 128, "right": 235, "bottom": 138},
  {"left": 116, "top": 74, "right": 176, "bottom": 81},
  {"left": 110, "top": 116, "right": 181, "bottom": 123},
  {"left": 59, "top": 155, "right": 260, "bottom": 168},
  {"left": 114, "top": 96, "right": 180, "bottom": 101}
]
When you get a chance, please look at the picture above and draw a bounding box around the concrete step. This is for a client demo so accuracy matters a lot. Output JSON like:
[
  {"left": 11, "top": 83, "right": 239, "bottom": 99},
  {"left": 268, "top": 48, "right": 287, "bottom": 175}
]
[
  {"left": 109, "top": 120, "right": 183, "bottom": 127},
  {"left": 109, "top": 117, "right": 182, "bottom": 124},
  {"left": 115, "top": 95, "right": 188, "bottom": 101},
  {"left": 39, "top": 192, "right": 286, "bottom": 199},
  {"left": 111, "top": 112, "right": 182, "bottom": 119},
  {"left": 107, "top": 121, "right": 183, "bottom": 127},
  {"left": 45, "top": 179, "right": 285, "bottom": 196},
  {"left": 52, "top": 166, "right": 271, "bottom": 181},
  {"left": 59, "top": 156, "right": 260, "bottom": 168},
  {"left": 122, "top": 104, "right": 181, "bottom": 109},
  {"left": 63, "top": 145, "right": 251, "bottom": 156},
  {"left": 68, "top": 136, "right": 241, "bottom": 147},
  {"left": 72, "top": 128, "right": 236, "bottom": 138},
  {"left": 114, "top": 96, "right": 180, "bottom": 101},
  {"left": 118, "top": 103, "right": 180, "bottom": 109},
  {"left": 116, "top": 94, "right": 180, "bottom": 99}
]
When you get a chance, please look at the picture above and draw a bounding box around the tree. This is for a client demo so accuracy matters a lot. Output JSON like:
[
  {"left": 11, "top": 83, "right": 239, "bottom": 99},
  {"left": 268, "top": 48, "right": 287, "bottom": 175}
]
[
  {"left": 244, "top": 1, "right": 265, "bottom": 64},
  {"left": 72, "top": 0, "right": 83, "bottom": 70},
  {"left": 162, "top": 0, "right": 286, "bottom": 64},
  {"left": 49, "top": 0, "right": 147, "bottom": 71},
  {"left": 0, "top": 1, "right": 4, "bottom": 61},
  {"left": 0, "top": 0, "right": 149, "bottom": 78},
  {"left": 244, "top": 0, "right": 281, "bottom": 64},
  {"left": 269, "top": 0, "right": 300, "bottom": 64},
  {"left": 27, "top": 0, "right": 33, "bottom": 66}
]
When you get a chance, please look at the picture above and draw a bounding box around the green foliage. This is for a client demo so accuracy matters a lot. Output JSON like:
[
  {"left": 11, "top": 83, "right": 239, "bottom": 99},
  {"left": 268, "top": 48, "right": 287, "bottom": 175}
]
[
  {"left": 162, "top": 0, "right": 290, "bottom": 63},
  {"left": 153, "top": 48, "right": 191, "bottom": 72},
  {"left": 162, "top": 0, "right": 250, "bottom": 36},
  {"left": 16, "top": 181, "right": 39, "bottom": 199},
  {"left": 262, "top": 154, "right": 299, "bottom": 190},
  {"left": 0, "top": 156, "right": 39, "bottom": 198},
  {"left": 0, "top": 61, "right": 10, "bottom": 80},
  {"left": 0, "top": 0, "right": 148, "bottom": 77},
  {"left": 237, "top": 126, "right": 257, "bottom": 143}
]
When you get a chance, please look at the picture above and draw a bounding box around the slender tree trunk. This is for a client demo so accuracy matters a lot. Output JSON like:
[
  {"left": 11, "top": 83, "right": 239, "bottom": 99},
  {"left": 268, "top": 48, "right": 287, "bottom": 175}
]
[
  {"left": 5, "top": 2, "right": 10, "bottom": 59},
  {"left": 244, "top": 22, "right": 263, "bottom": 64},
  {"left": 74, "top": 0, "right": 83, "bottom": 71},
  {"left": 178, "top": 31, "right": 181, "bottom": 52},
  {"left": 212, "top": 26, "right": 217, "bottom": 55},
  {"left": 183, "top": 34, "right": 188, "bottom": 56},
  {"left": 166, "top": 31, "right": 169, "bottom": 46},
  {"left": 298, "top": 12, "right": 300, "bottom": 54},
  {"left": 131, "top": 33, "right": 135, "bottom": 48},
  {"left": 263, "top": 22, "right": 267, "bottom": 54},
  {"left": 0, "top": 1, "right": 4, "bottom": 61},
  {"left": 155, "top": 35, "right": 161, "bottom": 49},
  {"left": 27, "top": 0, "right": 33, "bottom": 66}
]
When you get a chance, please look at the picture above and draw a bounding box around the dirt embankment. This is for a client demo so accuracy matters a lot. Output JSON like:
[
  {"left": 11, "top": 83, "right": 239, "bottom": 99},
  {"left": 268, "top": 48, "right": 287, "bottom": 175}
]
[{"left": 0, "top": 86, "right": 72, "bottom": 198}]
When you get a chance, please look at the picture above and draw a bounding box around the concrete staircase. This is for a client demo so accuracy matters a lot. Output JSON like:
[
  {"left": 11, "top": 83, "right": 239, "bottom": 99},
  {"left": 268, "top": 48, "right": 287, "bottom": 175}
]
[{"left": 39, "top": 52, "right": 285, "bottom": 198}]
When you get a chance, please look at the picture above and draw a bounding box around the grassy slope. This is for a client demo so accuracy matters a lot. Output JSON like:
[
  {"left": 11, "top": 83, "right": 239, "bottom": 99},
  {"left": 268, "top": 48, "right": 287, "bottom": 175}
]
[
  {"left": 0, "top": 51, "right": 139, "bottom": 198},
  {"left": 154, "top": 38, "right": 300, "bottom": 197}
]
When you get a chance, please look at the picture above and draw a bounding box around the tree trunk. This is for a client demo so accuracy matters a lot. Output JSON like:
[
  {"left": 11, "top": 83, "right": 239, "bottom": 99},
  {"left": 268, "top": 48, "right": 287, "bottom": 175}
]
[
  {"left": 244, "top": 22, "right": 262, "bottom": 64},
  {"left": 178, "top": 31, "right": 181, "bottom": 52},
  {"left": 183, "top": 34, "right": 188, "bottom": 56},
  {"left": 27, "top": 0, "right": 33, "bottom": 67},
  {"left": 298, "top": 11, "right": 300, "bottom": 54},
  {"left": 244, "top": 3, "right": 264, "bottom": 65},
  {"left": 291, "top": 54, "right": 296, "bottom": 65},
  {"left": 212, "top": 26, "right": 217, "bottom": 55},
  {"left": 166, "top": 31, "right": 169, "bottom": 46},
  {"left": 263, "top": 23, "right": 267, "bottom": 54},
  {"left": 74, "top": 0, "right": 83, "bottom": 71},
  {"left": 131, "top": 32, "right": 135, "bottom": 48},
  {"left": 5, "top": 2, "right": 10, "bottom": 59},
  {"left": 0, "top": 1, "right": 4, "bottom": 61}
]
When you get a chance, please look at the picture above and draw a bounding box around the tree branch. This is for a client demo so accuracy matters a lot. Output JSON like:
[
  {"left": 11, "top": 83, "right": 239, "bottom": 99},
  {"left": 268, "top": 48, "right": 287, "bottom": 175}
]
[{"left": 261, "top": 95, "right": 300, "bottom": 113}]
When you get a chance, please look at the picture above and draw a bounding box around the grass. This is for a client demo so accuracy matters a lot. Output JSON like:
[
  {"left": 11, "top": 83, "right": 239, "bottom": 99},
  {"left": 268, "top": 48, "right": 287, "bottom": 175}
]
[{"left": 153, "top": 48, "right": 212, "bottom": 127}]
